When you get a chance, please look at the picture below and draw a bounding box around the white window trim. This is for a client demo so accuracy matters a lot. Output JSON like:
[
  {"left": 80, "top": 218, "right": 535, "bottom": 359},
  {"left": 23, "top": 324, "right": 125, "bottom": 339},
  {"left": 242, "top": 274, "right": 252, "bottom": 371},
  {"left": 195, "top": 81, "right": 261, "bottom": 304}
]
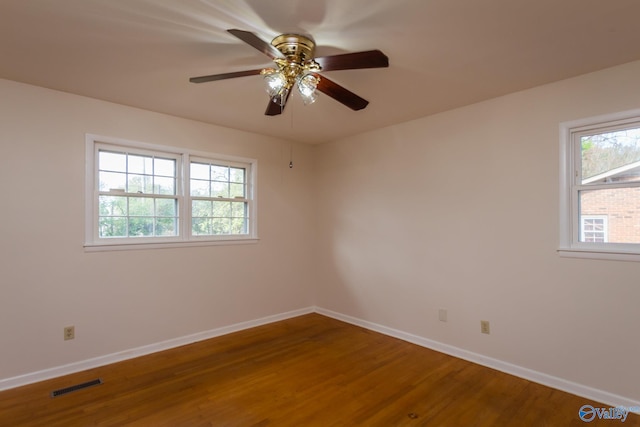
[
  {"left": 559, "top": 108, "right": 640, "bottom": 262},
  {"left": 85, "top": 134, "right": 258, "bottom": 252}
]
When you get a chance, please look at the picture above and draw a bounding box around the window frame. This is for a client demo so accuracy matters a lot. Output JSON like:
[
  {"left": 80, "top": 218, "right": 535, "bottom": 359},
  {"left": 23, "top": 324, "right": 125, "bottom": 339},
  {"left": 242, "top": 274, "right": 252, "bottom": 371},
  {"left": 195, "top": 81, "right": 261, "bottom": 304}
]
[
  {"left": 188, "top": 156, "right": 252, "bottom": 240},
  {"left": 559, "top": 108, "right": 640, "bottom": 261},
  {"left": 85, "top": 134, "right": 258, "bottom": 251}
]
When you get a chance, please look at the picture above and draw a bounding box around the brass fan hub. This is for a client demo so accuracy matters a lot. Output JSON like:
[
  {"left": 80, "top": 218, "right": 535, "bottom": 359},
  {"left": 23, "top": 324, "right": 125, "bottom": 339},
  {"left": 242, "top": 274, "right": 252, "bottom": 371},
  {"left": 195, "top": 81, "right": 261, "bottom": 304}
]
[{"left": 271, "top": 34, "right": 316, "bottom": 64}]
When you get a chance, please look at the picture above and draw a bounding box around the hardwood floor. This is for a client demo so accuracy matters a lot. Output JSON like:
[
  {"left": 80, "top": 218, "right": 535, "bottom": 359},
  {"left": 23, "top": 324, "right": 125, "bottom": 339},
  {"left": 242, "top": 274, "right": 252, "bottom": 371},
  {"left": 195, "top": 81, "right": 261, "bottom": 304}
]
[{"left": 0, "top": 314, "right": 637, "bottom": 426}]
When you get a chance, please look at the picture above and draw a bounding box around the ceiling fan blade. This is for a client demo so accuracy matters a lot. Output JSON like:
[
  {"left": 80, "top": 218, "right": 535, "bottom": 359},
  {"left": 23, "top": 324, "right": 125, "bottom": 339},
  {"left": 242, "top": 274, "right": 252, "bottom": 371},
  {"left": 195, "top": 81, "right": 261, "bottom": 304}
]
[
  {"left": 315, "top": 50, "right": 389, "bottom": 72},
  {"left": 227, "top": 29, "right": 283, "bottom": 60},
  {"left": 189, "top": 69, "right": 263, "bottom": 84},
  {"left": 315, "top": 75, "right": 369, "bottom": 111},
  {"left": 265, "top": 90, "right": 292, "bottom": 116}
]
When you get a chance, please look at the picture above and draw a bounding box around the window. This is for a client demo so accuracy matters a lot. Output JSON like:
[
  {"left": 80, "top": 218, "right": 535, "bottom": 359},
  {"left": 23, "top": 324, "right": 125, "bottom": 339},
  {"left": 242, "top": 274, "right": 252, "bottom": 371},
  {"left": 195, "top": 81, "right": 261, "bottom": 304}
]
[
  {"left": 190, "top": 159, "right": 249, "bottom": 236},
  {"left": 85, "top": 134, "right": 257, "bottom": 250},
  {"left": 97, "top": 149, "right": 180, "bottom": 239},
  {"left": 560, "top": 109, "right": 640, "bottom": 260},
  {"left": 580, "top": 216, "right": 608, "bottom": 243}
]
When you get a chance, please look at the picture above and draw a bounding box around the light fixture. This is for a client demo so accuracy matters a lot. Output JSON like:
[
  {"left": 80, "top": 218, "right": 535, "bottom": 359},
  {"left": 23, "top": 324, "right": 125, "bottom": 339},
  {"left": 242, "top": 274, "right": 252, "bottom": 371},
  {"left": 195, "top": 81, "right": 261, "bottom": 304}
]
[
  {"left": 259, "top": 34, "right": 322, "bottom": 108},
  {"left": 261, "top": 68, "right": 290, "bottom": 106},
  {"left": 262, "top": 68, "right": 286, "bottom": 97},
  {"left": 261, "top": 66, "right": 319, "bottom": 106},
  {"left": 296, "top": 73, "right": 319, "bottom": 105}
]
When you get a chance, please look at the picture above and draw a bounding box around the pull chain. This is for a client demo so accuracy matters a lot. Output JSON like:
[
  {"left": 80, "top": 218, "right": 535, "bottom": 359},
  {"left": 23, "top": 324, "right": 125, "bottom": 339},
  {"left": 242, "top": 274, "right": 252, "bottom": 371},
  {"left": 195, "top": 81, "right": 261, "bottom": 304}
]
[
  {"left": 289, "top": 103, "right": 294, "bottom": 168},
  {"left": 289, "top": 143, "right": 293, "bottom": 168}
]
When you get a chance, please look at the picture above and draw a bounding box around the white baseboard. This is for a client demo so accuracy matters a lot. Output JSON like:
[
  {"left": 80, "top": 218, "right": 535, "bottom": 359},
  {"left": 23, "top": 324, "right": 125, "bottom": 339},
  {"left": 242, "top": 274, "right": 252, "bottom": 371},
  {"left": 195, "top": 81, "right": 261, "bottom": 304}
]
[
  {"left": 314, "top": 307, "right": 640, "bottom": 413},
  {"left": 0, "top": 307, "right": 314, "bottom": 392}
]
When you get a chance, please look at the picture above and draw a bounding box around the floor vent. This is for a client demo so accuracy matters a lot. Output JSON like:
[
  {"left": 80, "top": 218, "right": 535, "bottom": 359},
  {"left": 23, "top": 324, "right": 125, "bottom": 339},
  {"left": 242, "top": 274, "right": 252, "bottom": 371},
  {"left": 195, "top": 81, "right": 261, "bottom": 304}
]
[{"left": 50, "top": 378, "right": 103, "bottom": 398}]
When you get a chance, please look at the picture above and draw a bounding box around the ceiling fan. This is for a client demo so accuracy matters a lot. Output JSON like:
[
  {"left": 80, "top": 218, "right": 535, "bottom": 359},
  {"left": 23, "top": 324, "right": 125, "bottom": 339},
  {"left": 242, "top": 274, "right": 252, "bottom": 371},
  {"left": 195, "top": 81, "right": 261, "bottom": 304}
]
[{"left": 189, "top": 29, "right": 389, "bottom": 116}]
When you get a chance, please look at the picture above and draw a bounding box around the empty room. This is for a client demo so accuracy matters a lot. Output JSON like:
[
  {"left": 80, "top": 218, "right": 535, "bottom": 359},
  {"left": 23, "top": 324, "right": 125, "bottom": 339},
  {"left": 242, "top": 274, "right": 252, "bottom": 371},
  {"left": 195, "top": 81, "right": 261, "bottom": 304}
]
[{"left": 1, "top": 1, "right": 639, "bottom": 425}]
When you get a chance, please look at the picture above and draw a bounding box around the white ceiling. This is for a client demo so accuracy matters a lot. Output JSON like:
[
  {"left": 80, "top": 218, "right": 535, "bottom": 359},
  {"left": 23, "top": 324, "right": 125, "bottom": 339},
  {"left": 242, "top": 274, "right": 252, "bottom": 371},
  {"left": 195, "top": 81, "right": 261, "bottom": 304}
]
[{"left": 2, "top": 0, "right": 640, "bottom": 144}]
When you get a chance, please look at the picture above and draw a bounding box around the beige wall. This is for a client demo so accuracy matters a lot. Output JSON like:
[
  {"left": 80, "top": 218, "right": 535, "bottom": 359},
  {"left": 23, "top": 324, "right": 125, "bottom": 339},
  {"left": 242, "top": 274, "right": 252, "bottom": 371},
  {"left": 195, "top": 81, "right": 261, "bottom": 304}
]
[
  {"left": 313, "top": 60, "right": 640, "bottom": 401},
  {"left": 2, "top": 59, "right": 640, "bottom": 403},
  {"left": 0, "top": 79, "right": 315, "bottom": 380}
]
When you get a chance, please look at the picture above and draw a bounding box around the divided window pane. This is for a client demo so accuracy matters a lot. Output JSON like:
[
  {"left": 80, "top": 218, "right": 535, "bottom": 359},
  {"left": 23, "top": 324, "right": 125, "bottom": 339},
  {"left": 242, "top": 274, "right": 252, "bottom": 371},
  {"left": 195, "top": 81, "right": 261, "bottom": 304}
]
[
  {"left": 189, "top": 160, "right": 249, "bottom": 237},
  {"left": 97, "top": 149, "right": 179, "bottom": 239}
]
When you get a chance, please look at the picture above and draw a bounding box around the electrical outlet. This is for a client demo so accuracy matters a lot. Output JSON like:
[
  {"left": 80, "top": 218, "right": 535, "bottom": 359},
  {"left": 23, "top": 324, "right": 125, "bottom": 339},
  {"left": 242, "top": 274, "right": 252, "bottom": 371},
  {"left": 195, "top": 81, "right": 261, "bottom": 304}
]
[
  {"left": 480, "top": 320, "right": 490, "bottom": 334},
  {"left": 438, "top": 309, "right": 447, "bottom": 322},
  {"left": 64, "top": 326, "right": 75, "bottom": 341}
]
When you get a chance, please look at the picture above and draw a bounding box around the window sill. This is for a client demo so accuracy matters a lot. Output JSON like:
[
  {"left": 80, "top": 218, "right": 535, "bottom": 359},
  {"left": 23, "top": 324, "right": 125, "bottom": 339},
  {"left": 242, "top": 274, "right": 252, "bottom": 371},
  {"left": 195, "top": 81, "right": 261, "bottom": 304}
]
[
  {"left": 85, "top": 238, "right": 259, "bottom": 252},
  {"left": 558, "top": 247, "right": 640, "bottom": 262}
]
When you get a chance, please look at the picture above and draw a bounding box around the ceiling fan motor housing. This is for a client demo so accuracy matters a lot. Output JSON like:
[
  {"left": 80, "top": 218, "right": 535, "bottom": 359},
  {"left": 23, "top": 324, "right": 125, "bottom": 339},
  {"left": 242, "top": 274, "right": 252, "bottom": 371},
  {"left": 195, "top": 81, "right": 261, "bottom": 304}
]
[{"left": 271, "top": 34, "right": 316, "bottom": 64}]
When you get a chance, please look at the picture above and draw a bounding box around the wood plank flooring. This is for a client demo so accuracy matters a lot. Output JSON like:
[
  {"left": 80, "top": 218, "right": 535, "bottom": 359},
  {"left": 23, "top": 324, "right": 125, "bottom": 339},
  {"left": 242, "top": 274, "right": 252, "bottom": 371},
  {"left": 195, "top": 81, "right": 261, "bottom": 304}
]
[{"left": 0, "top": 314, "right": 637, "bottom": 426}]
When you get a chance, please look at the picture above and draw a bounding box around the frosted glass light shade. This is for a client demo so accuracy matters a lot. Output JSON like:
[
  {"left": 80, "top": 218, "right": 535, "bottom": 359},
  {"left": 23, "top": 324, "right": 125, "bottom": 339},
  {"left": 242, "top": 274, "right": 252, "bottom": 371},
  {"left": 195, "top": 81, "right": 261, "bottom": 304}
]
[
  {"left": 263, "top": 70, "right": 287, "bottom": 97},
  {"left": 297, "top": 74, "right": 319, "bottom": 105}
]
